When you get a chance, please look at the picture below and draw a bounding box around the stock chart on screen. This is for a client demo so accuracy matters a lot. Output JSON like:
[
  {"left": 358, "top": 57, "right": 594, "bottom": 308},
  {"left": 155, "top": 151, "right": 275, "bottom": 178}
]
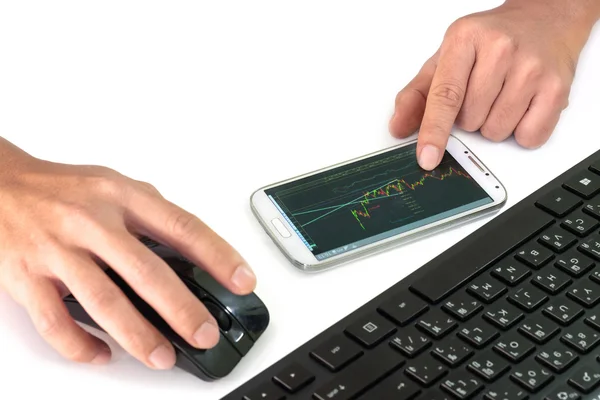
[{"left": 265, "top": 144, "right": 492, "bottom": 259}]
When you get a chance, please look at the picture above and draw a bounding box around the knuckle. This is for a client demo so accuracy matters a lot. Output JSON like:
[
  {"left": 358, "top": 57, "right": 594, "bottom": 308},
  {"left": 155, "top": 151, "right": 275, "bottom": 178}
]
[
  {"left": 36, "top": 308, "right": 64, "bottom": 338},
  {"left": 446, "top": 16, "right": 477, "bottom": 39},
  {"left": 455, "top": 110, "right": 483, "bottom": 132},
  {"left": 85, "top": 285, "right": 119, "bottom": 311},
  {"left": 493, "top": 34, "right": 517, "bottom": 57},
  {"left": 522, "top": 57, "right": 545, "bottom": 81},
  {"left": 172, "top": 299, "right": 207, "bottom": 331},
  {"left": 515, "top": 131, "right": 545, "bottom": 149},
  {"left": 122, "top": 328, "right": 160, "bottom": 357},
  {"left": 136, "top": 180, "right": 162, "bottom": 197},
  {"left": 64, "top": 343, "right": 97, "bottom": 363},
  {"left": 480, "top": 123, "right": 508, "bottom": 142},
  {"left": 126, "top": 253, "right": 160, "bottom": 286},
  {"left": 90, "top": 175, "right": 123, "bottom": 198},
  {"left": 430, "top": 82, "right": 464, "bottom": 109},
  {"left": 545, "top": 75, "right": 570, "bottom": 108},
  {"left": 167, "top": 211, "right": 199, "bottom": 240}
]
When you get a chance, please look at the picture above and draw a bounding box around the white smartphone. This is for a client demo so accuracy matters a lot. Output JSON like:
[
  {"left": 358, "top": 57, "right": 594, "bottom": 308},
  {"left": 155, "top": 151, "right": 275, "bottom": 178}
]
[{"left": 250, "top": 135, "right": 507, "bottom": 272}]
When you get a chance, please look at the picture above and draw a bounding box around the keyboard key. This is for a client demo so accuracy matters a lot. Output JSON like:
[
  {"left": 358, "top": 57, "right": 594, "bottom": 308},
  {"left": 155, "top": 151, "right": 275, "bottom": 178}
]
[
  {"left": 539, "top": 226, "right": 577, "bottom": 253},
  {"left": 483, "top": 381, "right": 528, "bottom": 400},
  {"left": 493, "top": 331, "right": 535, "bottom": 363},
  {"left": 310, "top": 334, "right": 363, "bottom": 372},
  {"left": 272, "top": 363, "right": 314, "bottom": 393},
  {"left": 535, "top": 187, "right": 582, "bottom": 217},
  {"left": 591, "top": 268, "right": 600, "bottom": 284},
  {"left": 515, "top": 243, "right": 554, "bottom": 269},
  {"left": 377, "top": 292, "right": 428, "bottom": 326},
  {"left": 566, "top": 279, "right": 600, "bottom": 307},
  {"left": 404, "top": 355, "right": 447, "bottom": 387},
  {"left": 440, "top": 372, "right": 484, "bottom": 399},
  {"left": 532, "top": 269, "right": 571, "bottom": 295},
  {"left": 568, "top": 365, "right": 600, "bottom": 393},
  {"left": 536, "top": 345, "right": 578, "bottom": 373},
  {"left": 431, "top": 339, "right": 473, "bottom": 367},
  {"left": 585, "top": 312, "right": 600, "bottom": 330},
  {"left": 389, "top": 326, "right": 431, "bottom": 358},
  {"left": 356, "top": 370, "right": 421, "bottom": 400},
  {"left": 563, "top": 171, "right": 600, "bottom": 199},
  {"left": 416, "top": 309, "right": 457, "bottom": 339},
  {"left": 518, "top": 317, "right": 559, "bottom": 344},
  {"left": 491, "top": 259, "right": 531, "bottom": 286},
  {"left": 467, "top": 350, "right": 510, "bottom": 382},
  {"left": 578, "top": 234, "right": 600, "bottom": 260},
  {"left": 243, "top": 382, "right": 286, "bottom": 400},
  {"left": 561, "top": 321, "right": 600, "bottom": 353},
  {"left": 425, "top": 388, "right": 452, "bottom": 400},
  {"left": 589, "top": 160, "right": 600, "bottom": 175},
  {"left": 467, "top": 277, "right": 507, "bottom": 303},
  {"left": 583, "top": 201, "right": 600, "bottom": 219},
  {"left": 510, "top": 359, "right": 554, "bottom": 392},
  {"left": 544, "top": 385, "right": 581, "bottom": 400},
  {"left": 458, "top": 319, "right": 500, "bottom": 348},
  {"left": 555, "top": 249, "right": 595, "bottom": 277},
  {"left": 562, "top": 210, "right": 600, "bottom": 236},
  {"left": 409, "top": 207, "right": 554, "bottom": 303},
  {"left": 312, "top": 343, "right": 405, "bottom": 400},
  {"left": 543, "top": 298, "right": 584, "bottom": 326},
  {"left": 483, "top": 300, "right": 524, "bottom": 330},
  {"left": 508, "top": 284, "right": 548, "bottom": 312},
  {"left": 344, "top": 313, "right": 396, "bottom": 348},
  {"left": 442, "top": 292, "right": 482, "bottom": 321}
]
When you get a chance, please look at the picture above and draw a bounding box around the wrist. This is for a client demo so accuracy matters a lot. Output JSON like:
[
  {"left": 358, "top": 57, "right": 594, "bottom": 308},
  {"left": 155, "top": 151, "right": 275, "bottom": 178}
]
[{"left": 504, "top": 0, "right": 600, "bottom": 48}]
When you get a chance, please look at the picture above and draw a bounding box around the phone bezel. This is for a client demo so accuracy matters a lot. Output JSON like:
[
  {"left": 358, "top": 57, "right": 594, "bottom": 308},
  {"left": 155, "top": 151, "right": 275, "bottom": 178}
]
[{"left": 250, "top": 135, "right": 507, "bottom": 272}]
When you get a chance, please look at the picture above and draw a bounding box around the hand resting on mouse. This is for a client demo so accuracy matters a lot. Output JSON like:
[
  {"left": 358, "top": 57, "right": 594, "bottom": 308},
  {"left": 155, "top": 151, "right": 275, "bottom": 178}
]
[{"left": 0, "top": 136, "right": 257, "bottom": 371}]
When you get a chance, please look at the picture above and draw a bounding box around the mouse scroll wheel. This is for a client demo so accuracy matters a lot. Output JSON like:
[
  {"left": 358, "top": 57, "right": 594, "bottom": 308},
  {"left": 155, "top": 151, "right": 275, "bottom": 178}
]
[{"left": 204, "top": 300, "right": 232, "bottom": 331}]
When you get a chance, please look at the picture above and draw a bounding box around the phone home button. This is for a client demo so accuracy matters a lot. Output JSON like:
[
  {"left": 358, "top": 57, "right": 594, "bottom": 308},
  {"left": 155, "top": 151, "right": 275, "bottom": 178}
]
[{"left": 271, "top": 218, "right": 291, "bottom": 238}]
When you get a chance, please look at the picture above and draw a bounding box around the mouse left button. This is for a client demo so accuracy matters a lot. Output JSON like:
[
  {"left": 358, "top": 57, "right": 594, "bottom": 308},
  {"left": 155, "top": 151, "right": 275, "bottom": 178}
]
[{"left": 204, "top": 299, "right": 232, "bottom": 331}]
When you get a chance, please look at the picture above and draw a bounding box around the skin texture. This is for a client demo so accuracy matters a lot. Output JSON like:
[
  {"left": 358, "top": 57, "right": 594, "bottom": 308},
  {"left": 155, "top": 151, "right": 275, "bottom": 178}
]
[
  {"left": 389, "top": 0, "right": 600, "bottom": 170},
  {"left": 0, "top": 137, "right": 256, "bottom": 369}
]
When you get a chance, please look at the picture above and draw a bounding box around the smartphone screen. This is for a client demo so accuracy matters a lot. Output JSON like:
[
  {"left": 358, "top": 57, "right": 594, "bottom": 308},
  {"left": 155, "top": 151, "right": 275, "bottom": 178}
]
[{"left": 264, "top": 142, "right": 494, "bottom": 261}]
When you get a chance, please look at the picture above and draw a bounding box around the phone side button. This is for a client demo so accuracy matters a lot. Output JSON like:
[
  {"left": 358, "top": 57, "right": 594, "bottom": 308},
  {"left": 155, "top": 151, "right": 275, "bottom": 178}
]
[{"left": 271, "top": 218, "right": 291, "bottom": 238}]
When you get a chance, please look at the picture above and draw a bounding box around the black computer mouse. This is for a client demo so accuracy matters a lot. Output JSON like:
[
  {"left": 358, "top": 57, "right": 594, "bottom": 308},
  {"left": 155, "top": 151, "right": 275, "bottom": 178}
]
[{"left": 62, "top": 237, "right": 270, "bottom": 381}]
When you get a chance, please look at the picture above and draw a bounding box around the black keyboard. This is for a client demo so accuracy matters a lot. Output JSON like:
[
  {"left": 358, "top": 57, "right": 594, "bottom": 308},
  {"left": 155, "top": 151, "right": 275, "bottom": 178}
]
[{"left": 222, "top": 150, "right": 600, "bottom": 400}]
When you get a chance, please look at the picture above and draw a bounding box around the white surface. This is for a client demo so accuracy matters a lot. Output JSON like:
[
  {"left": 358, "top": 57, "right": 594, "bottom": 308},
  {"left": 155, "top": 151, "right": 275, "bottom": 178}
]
[{"left": 0, "top": 1, "right": 598, "bottom": 399}]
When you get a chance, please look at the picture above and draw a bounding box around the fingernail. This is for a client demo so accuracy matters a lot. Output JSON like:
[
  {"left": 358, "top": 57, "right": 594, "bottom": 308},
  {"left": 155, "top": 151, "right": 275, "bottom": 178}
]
[
  {"left": 193, "top": 320, "right": 220, "bottom": 348},
  {"left": 418, "top": 145, "right": 440, "bottom": 170},
  {"left": 231, "top": 263, "right": 256, "bottom": 291},
  {"left": 91, "top": 344, "right": 111, "bottom": 365},
  {"left": 149, "top": 344, "right": 176, "bottom": 370}
]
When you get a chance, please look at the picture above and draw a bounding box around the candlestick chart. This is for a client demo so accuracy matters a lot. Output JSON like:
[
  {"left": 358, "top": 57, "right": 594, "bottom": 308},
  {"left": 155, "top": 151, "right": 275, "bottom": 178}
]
[{"left": 265, "top": 146, "right": 492, "bottom": 257}]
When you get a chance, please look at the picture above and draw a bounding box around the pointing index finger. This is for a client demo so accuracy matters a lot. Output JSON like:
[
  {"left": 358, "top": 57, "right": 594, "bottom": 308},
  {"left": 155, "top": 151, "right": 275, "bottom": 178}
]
[{"left": 417, "top": 37, "right": 476, "bottom": 170}]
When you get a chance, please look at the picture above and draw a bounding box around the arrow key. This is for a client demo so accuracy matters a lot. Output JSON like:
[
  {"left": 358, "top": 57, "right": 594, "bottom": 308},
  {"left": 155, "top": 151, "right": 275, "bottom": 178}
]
[
  {"left": 273, "top": 363, "right": 315, "bottom": 393},
  {"left": 243, "top": 382, "right": 286, "bottom": 400}
]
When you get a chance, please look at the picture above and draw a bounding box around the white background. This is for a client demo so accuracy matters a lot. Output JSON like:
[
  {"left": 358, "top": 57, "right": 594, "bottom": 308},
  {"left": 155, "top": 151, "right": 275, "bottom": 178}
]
[{"left": 1, "top": 1, "right": 599, "bottom": 399}]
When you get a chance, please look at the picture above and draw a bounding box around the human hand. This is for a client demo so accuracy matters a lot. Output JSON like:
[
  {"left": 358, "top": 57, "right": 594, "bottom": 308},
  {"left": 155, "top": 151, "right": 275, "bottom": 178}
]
[
  {"left": 0, "top": 137, "right": 256, "bottom": 369},
  {"left": 389, "top": 0, "right": 600, "bottom": 170}
]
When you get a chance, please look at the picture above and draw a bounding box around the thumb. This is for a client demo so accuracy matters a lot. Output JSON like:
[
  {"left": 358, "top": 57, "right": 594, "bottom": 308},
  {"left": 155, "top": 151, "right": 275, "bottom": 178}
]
[{"left": 389, "top": 51, "right": 438, "bottom": 138}]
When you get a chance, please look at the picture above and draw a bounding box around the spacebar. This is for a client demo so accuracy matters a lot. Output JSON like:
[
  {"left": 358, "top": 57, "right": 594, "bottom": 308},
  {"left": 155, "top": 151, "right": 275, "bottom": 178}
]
[
  {"left": 410, "top": 206, "right": 554, "bottom": 304},
  {"left": 312, "top": 344, "right": 405, "bottom": 400}
]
